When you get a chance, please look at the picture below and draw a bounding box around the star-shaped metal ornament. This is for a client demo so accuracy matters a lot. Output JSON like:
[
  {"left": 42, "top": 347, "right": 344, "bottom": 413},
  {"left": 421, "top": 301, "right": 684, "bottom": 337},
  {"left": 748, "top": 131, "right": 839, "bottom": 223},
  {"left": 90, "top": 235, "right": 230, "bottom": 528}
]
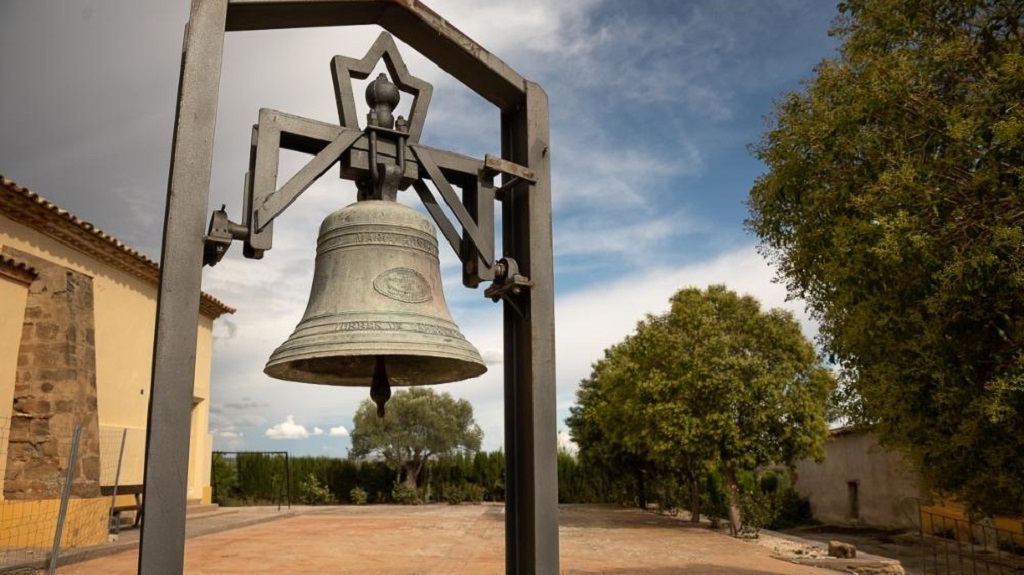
[
  {"left": 331, "top": 32, "right": 432, "bottom": 143},
  {"left": 207, "top": 31, "right": 537, "bottom": 297}
]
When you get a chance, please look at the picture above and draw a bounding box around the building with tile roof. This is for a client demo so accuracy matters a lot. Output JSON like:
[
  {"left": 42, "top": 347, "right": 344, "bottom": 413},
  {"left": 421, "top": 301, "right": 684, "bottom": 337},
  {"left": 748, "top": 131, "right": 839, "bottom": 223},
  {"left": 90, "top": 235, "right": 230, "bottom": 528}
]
[{"left": 0, "top": 176, "right": 232, "bottom": 553}]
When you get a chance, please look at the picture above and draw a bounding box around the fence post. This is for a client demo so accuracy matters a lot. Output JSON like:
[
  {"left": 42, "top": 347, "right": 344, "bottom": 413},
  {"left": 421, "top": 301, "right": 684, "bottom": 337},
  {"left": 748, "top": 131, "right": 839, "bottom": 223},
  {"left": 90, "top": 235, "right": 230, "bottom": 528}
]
[
  {"left": 107, "top": 428, "right": 128, "bottom": 537},
  {"left": 284, "top": 453, "right": 291, "bottom": 509},
  {"left": 47, "top": 425, "right": 82, "bottom": 575}
]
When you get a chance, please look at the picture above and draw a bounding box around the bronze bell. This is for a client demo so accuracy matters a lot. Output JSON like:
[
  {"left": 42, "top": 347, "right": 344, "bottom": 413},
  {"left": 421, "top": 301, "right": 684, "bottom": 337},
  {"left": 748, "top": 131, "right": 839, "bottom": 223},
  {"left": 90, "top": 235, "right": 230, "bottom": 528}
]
[{"left": 264, "top": 199, "right": 487, "bottom": 415}]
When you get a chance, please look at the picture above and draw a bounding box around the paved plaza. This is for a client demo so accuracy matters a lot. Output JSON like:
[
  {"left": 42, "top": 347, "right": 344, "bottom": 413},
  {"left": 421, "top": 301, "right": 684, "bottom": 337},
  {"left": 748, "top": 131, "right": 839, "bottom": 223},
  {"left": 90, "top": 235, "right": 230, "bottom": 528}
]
[{"left": 52, "top": 504, "right": 842, "bottom": 575}]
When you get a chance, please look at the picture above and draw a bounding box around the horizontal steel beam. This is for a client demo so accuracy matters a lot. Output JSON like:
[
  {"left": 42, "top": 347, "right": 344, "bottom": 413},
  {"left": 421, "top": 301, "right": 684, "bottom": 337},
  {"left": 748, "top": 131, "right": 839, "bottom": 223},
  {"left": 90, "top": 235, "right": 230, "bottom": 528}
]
[{"left": 225, "top": 0, "right": 526, "bottom": 109}]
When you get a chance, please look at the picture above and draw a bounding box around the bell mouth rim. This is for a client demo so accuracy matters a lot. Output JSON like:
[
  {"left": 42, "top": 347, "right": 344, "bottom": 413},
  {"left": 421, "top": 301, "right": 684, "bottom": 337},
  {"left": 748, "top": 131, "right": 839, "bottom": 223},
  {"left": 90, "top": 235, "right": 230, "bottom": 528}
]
[{"left": 264, "top": 352, "right": 487, "bottom": 387}]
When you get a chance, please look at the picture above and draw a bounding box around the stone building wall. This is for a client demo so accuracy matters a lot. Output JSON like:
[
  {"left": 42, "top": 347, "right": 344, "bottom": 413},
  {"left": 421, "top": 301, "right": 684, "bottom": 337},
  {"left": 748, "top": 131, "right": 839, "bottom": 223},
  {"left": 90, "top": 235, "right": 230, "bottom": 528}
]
[
  {"left": 793, "top": 428, "right": 922, "bottom": 529},
  {"left": 4, "top": 248, "right": 101, "bottom": 500}
]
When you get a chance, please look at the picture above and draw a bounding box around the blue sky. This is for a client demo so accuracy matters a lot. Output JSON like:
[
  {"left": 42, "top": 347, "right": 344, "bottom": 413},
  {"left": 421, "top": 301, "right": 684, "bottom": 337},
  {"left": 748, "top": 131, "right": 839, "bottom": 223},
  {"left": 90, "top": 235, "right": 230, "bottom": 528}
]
[{"left": 0, "top": 0, "right": 840, "bottom": 456}]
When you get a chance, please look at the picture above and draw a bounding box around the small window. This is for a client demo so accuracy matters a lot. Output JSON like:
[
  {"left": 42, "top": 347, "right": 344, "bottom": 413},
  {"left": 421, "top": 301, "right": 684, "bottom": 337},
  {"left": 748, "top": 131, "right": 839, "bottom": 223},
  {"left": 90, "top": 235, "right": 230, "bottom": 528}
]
[{"left": 847, "top": 481, "right": 860, "bottom": 519}]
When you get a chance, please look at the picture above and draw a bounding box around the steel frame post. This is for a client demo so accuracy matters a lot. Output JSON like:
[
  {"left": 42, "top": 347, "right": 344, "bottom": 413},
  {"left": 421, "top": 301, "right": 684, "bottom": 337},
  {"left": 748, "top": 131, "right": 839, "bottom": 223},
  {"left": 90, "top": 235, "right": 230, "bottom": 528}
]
[
  {"left": 141, "top": 1, "right": 558, "bottom": 573},
  {"left": 139, "top": 0, "right": 227, "bottom": 573},
  {"left": 502, "top": 83, "right": 558, "bottom": 575}
]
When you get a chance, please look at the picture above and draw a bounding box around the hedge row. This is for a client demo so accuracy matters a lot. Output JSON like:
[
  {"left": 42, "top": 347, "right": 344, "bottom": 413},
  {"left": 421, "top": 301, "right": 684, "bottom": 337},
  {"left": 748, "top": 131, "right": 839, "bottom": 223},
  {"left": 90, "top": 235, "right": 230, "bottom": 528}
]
[
  {"left": 211, "top": 451, "right": 813, "bottom": 530},
  {"left": 211, "top": 451, "right": 618, "bottom": 506}
]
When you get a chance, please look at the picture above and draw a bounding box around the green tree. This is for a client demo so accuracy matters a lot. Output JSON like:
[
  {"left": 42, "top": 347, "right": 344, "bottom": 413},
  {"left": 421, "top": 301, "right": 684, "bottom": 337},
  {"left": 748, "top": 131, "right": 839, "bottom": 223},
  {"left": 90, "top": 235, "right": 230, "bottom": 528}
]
[
  {"left": 568, "top": 349, "right": 644, "bottom": 508},
  {"left": 568, "top": 285, "right": 834, "bottom": 535},
  {"left": 210, "top": 453, "right": 238, "bottom": 505},
  {"left": 349, "top": 387, "right": 482, "bottom": 492},
  {"left": 747, "top": 0, "right": 1024, "bottom": 515}
]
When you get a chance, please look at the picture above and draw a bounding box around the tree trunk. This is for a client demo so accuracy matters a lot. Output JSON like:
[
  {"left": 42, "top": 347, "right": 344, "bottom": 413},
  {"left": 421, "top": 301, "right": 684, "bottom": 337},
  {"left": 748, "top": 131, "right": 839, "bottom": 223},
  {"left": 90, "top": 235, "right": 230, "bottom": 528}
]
[
  {"left": 723, "top": 465, "right": 742, "bottom": 536},
  {"left": 688, "top": 473, "right": 701, "bottom": 523},
  {"left": 635, "top": 469, "right": 647, "bottom": 509},
  {"left": 403, "top": 460, "right": 422, "bottom": 490}
]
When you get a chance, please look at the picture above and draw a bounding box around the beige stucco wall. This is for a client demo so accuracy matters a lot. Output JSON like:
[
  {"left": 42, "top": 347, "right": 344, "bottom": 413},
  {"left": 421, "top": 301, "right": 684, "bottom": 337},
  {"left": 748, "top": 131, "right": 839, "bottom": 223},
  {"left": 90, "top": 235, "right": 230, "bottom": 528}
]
[
  {"left": 1, "top": 214, "right": 217, "bottom": 502},
  {"left": 794, "top": 429, "right": 923, "bottom": 529},
  {"left": 0, "top": 274, "right": 30, "bottom": 499},
  {"left": 190, "top": 316, "right": 214, "bottom": 502}
]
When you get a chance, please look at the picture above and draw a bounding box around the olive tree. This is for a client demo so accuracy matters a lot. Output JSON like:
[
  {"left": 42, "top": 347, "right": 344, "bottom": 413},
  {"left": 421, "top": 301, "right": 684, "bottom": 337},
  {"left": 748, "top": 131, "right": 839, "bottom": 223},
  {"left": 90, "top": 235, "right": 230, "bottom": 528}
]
[{"left": 350, "top": 387, "right": 482, "bottom": 491}]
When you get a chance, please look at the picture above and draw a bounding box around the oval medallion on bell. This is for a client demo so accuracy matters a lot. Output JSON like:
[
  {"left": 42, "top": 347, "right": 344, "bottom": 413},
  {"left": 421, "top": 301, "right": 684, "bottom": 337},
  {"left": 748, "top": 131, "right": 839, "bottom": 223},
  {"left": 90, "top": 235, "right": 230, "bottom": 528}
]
[{"left": 264, "top": 200, "right": 487, "bottom": 408}]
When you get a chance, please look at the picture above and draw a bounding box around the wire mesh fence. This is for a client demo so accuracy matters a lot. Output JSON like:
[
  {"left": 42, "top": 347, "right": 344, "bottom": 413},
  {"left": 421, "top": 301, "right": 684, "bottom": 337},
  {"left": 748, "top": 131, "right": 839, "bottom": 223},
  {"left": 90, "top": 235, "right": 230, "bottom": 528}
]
[
  {"left": 0, "top": 416, "right": 133, "bottom": 572},
  {"left": 912, "top": 500, "right": 1024, "bottom": 574}
]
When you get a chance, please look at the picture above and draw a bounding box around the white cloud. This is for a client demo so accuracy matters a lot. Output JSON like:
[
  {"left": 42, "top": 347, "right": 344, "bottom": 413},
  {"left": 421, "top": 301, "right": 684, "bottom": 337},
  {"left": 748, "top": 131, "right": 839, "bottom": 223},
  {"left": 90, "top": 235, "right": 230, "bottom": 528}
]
[
  {"left": 329, "top": 426, "right": 350, "bottom": 437},
  {"left": 555, "top": 210, "right": 706, "bottom": 259},
  {"left": 265, "top": 415, "right": 310, "bottom": 440},
  {"left": 442, "top": 245, "right": 817, "bottom": 452},
  {"left": 553, "top": 246, "right": 816, "bottom": 407},
  {"left": 211, "top": 427, "right": 246, "bottom": 450},
  {"left": 478, "top": 347, "right": 504, "bottom": 366},
  {"left": 557, "top": 430, "right": 578, "bottom": 455},
  {"left": 312, "top": 427, "right": 325, "bottom": 436}
]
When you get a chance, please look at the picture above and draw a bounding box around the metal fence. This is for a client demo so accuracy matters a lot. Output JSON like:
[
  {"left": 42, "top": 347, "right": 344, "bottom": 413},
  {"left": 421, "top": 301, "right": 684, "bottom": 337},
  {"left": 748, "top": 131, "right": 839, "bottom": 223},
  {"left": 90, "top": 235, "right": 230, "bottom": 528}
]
[
  {"left": 0, "top": 416, "right": 131, "bottom": 573},
  {"left": 914, "top": 499, "right": 1024, "bottom": 574}
]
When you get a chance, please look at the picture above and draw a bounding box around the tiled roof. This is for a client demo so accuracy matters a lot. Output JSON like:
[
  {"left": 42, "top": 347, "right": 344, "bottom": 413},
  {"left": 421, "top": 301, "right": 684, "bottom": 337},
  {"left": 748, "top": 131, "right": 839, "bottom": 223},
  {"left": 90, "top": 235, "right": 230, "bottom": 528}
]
[
  {"left": 0, "top": 253, "right": 37, "bottom": 286},
  {"left": 0, "top": 176, "right": 234, "bottom": 318}
]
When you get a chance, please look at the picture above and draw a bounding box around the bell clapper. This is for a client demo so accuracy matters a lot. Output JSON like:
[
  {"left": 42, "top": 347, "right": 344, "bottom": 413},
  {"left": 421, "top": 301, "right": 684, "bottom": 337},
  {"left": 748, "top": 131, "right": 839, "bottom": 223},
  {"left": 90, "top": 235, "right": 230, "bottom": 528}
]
[{"left": 370, "top": 356, "right": 392, "bottom": 417}]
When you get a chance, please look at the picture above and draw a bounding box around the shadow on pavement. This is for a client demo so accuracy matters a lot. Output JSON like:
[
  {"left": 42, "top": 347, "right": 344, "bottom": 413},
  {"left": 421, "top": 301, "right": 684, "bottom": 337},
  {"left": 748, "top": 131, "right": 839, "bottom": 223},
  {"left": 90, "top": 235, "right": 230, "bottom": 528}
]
[
  {"left": 558, "top": 504, "right": 712, "bottom": 531},
  {"left": 567, "top": 565, "right": 808, "bottom": 575}
]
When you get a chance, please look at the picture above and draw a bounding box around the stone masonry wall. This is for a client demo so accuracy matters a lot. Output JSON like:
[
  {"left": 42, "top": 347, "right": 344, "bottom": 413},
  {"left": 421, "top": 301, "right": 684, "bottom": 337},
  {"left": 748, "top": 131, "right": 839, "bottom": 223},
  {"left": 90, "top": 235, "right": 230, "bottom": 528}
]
[{"left": 3, "top": 248, "right": 101, "bottom": 500}]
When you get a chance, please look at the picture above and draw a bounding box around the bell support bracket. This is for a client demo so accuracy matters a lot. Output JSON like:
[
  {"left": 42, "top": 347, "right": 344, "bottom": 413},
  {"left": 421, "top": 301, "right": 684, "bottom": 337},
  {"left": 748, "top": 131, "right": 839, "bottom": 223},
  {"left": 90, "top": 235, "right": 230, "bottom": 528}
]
[
  {"left": 201, "top": 31, "right": 538, "bottom": 301},
  {"left": 149, "top": 3, "right": 560, "bottom": 572}
]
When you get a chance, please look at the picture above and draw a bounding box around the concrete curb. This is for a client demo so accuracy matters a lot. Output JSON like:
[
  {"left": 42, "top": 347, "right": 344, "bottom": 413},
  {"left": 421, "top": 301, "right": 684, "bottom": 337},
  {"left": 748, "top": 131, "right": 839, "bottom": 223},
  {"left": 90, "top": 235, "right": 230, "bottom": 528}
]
[{"left": 758, "top": 528, "right": 906, "bottom": 575}]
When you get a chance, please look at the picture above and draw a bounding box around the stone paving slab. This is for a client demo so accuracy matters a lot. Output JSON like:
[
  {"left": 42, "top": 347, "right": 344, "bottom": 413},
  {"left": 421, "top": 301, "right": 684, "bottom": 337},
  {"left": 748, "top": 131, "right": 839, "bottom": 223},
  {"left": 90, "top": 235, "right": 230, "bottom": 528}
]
[{"left": 55, "top": 504, "right": 842, "bottom": 574}]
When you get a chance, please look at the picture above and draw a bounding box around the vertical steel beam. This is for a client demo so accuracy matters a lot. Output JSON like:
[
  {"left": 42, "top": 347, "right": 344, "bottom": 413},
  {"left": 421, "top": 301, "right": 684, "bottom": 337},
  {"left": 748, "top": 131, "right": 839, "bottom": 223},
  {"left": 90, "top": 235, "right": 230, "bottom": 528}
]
[
  {"left": 502, "top": 81, "right": 559, "bottom": 575},
  {"left": 138, "top": 0, "right": 227, "bottom": 573},
  {"left": 147, "top": 3, "right": 559, "bottom": 574}
]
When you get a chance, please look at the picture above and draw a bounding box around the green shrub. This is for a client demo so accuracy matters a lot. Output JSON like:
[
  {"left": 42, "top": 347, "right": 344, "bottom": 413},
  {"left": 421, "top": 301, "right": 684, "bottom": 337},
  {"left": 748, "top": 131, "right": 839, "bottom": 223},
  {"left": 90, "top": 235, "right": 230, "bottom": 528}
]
[
  {"left": 211, "top": 453, "right": 238, "bottom": 505},
  {"left": 739, "top": 490, "right": 773, "bottom": 537},
  {"left": 391, "top": 482, "right": 420, "bottom": 504},
  {"left": 441, "top": 483, "right": 465, "bottom": 505},
  {"left": 463, "top": 483, "right": 485, "bottom": 504},
  {"left": 700, "top": 472, "right": 729, "bottom": 527},
  {"left": 759, "top": 473, "right": 780, "bottom": 495},
  {"left": 349, "top": 486, "right": 368, "bottom": 505},
  {"left": 769, "top": 489, "right": 815, "bottom": 529},
  {"left": 298, "top": 473, "right": 335, "bottom": 505}
]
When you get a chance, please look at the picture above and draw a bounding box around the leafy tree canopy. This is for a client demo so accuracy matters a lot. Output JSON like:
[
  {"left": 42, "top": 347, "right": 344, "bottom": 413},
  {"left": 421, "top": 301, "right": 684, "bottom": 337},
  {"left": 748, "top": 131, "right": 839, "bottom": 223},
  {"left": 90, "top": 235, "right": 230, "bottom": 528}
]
[
  {"left": 350, "top": 387, "right": 482, "bottom": 490},
  {"left": 747, "top": 0, "right": 1024, "bottom": 515},
  {"left": 567, "top": 285, "right": 834, "bottom": 533}
]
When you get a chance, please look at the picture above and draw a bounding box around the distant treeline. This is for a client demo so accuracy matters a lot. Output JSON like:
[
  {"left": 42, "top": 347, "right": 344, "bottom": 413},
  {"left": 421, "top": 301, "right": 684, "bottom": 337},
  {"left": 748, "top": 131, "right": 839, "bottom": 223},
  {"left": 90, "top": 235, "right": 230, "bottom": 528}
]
[
  {"left": 211, "top": 451, "right": 813, "bottom": 531},
  {"left": 212, "top": 451, "right": 621, "bottom": 506}
]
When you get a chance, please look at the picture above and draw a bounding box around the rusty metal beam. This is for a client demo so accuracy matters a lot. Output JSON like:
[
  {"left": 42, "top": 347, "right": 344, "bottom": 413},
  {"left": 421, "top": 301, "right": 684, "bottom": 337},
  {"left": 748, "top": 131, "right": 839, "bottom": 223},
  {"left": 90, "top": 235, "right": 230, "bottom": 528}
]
[{"left": 225, "top": 0, "right": 526, "bottom": 109}]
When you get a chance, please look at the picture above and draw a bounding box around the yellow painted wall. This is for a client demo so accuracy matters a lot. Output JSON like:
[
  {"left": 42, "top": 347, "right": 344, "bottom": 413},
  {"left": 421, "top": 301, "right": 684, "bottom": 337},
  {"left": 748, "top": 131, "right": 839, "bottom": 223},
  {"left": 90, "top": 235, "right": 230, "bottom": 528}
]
[
  {"left": 0, "top": 275, "right": 30, "bottom": 500},
  {"left": 0, "top": 497, "right": 109, "bottom": 549},
  {"left": 0, "top": 212, "right": 219, "bottom": 508},
  {"left": 189, "top": 316, "right": 214, "bottom": 502},
  {"left": 921, "top": 499, "right": 1024, "bottom": 549}
]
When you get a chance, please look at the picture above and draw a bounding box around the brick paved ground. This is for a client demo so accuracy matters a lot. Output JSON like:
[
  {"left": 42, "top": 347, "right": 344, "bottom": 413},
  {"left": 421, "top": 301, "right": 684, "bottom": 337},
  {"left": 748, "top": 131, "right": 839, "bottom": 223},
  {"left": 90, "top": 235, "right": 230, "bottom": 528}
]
[{"left": 56, "top": 504, "right": 839, "bottom": 574}]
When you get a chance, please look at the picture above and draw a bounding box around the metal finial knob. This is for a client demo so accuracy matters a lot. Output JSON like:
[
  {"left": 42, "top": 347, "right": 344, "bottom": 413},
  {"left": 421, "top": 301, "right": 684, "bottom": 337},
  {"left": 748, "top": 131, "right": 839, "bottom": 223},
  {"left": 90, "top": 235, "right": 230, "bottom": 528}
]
[{"left": 365, "top": 73, "right": 400, "bottom": 129}]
